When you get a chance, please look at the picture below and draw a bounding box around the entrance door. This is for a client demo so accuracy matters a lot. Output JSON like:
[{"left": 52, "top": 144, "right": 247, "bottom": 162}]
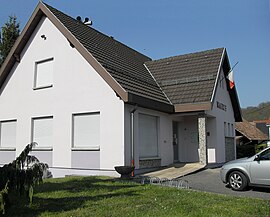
[{"left": 173, "top": 122, "right": 179, "bottom": 162}]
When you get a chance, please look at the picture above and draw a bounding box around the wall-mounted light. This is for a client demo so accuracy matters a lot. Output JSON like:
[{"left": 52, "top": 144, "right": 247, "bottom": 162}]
[
  {"left": 41, "top": 34, "right": 47, "bottom": 40},
  {"left": 13, "top": 53, "right": 20, "bottom": 62}
]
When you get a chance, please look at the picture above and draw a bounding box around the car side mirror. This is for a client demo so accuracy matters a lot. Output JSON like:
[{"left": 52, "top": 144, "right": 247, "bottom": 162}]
[{"left": 254, "top": 155, "right": 260, "bottom": 161}]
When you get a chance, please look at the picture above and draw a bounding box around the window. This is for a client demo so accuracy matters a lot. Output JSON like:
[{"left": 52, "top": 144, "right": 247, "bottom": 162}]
[
  {"left": 139, "top": 114, "right": 158, "bottom": 158},
  {"left": 34, "top": 58, "right": 53, "bottom": 89},
  {"left": 72, "top": 113, "right": 100, "bottom": 149},
  {"left": 231, "top": 124, "right": 234, "bottom": 137},
  {"left": 32, "top": 117, "right": 53, "bottom": 148},
  {"left": 0, "top": 120, "right": 16, "bottom": 148},
  {"left": 224, "top": 122, "right": 227, "bottom": 137},
  {"left": 260, "top": 148, "right": 270, "bottom": 160}
]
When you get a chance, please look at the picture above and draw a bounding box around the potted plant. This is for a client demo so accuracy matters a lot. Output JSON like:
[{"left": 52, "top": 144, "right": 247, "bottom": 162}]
[{"left": 114, "top": 166, "right": 135, "bottom": 179}]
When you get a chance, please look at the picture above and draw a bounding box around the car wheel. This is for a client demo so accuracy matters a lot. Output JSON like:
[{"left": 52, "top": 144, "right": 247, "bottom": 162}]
[{"left": 228, "top": 171, "right": 248, "bottom": 191}]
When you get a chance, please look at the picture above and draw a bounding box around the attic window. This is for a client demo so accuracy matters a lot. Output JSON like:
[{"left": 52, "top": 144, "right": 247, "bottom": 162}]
[{"left": 34, "top": 58, "right": 54, "bottom": 89}]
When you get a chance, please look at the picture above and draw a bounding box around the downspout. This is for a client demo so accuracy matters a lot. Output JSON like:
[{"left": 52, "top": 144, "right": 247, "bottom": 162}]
[{"left": 130, "top": 105, "right": 137, "bottom": 177}]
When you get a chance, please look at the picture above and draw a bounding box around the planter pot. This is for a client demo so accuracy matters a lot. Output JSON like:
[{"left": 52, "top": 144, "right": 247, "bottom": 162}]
[{"left": 114, "top": 166, "right": 135, "bottom": 179}]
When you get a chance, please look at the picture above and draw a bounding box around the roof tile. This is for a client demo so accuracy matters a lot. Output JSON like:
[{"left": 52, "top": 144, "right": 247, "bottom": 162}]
[
  {"left": 145, "top": 48, "right": 224, "bottom": 105},
  {"left": 45, "top": 3, "right": 170, "bottom": 104}
]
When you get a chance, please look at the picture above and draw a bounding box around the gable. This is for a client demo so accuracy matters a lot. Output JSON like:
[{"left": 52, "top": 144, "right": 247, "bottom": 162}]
[
  {"left": 207, "top": 67, "right": 235, "bottom": 121},
  {"left": 0, "top": 16, "right": 120, "bottom": 116}
]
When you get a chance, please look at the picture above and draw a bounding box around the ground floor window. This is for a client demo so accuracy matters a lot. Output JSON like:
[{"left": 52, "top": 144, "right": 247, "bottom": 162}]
[
  {"left": 139, "top": 114, "right": 158, "bottom": 158},
  {"left": 72, "top": 112, "right": 100, "bottom": 149},
  {"left": 0, "top": 120, "right": 16, "bottom": 148},
  {"left": 32, "top": 116, "right": 53, "bottom": 148}
]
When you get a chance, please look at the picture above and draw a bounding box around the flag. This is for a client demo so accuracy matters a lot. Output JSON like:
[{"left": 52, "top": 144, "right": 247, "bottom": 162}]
[{"left": 227, "top": 70, "right": 234, "bottom": 89}]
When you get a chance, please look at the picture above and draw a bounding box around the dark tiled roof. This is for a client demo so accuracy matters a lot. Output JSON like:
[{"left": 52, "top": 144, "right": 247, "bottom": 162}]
[
  {"left": 235, "top": 119, "right": 268, "bottom": 140},
  {"left": 45, "top": 4, "right": 170, "bottom": 104},
  {"left": 145, "top": 48, "right": 224, "bottom": 105}
]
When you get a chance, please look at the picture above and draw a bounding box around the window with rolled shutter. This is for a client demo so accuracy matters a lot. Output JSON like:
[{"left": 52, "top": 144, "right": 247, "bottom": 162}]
[
  {"left": 34, "top": 58, "right": 53, "bottom": 89},
  {"left": 139, "top": 114, "right": 158, "bottom": 158},
  {"left": 32, "top": 117, "right": 53, "bottom": 147},
  {"left": 72, "top": 113, "right": 100, "bottom": 149},
  {"left": 0, "top": 120, "right": 16, "bottom": 148}
]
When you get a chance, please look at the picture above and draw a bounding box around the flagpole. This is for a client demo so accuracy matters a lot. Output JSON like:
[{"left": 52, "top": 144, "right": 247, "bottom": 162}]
[
  {"left": 228, "top": 61, "right": 239, "bottom": 73},
  {"left": 220, "top": 61, "right": 239, "bottom": 82}
]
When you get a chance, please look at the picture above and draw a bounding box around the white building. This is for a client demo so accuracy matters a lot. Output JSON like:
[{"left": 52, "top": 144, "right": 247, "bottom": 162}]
[{"left": 0, "top": 2, "right": 242, "bottom": 177}]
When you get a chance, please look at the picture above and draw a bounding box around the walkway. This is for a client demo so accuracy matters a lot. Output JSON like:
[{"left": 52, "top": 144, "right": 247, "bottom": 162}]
[{"left": 141, "top": 163, "right": 205, "bottom": 179}]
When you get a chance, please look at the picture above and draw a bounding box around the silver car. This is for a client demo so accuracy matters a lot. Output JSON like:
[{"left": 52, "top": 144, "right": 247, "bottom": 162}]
[{"left": 220, "top": 146, "right": 270, "bottom": 191}]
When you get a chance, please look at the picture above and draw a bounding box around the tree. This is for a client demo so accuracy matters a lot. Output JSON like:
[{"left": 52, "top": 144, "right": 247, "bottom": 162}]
[
  {"left": 0, "top": 143, "right": 48, "bottom": 214},
  {"left": 0, "top": 15, "right": 20, "bottom": 67}
]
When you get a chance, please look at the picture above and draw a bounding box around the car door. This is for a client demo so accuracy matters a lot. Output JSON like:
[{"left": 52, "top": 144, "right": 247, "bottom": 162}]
[{"left": 249, "top": 148, "right": 270, "bottom": 185}]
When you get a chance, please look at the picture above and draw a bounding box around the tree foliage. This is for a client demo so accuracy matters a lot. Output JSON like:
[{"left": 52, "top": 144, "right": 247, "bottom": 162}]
[
  {"left": 0, "top": 143, "right": 48, "bottom": 214},
  {"left": 0, "top": 15, "right": 20, "bottom": 67},
  {"left": 242, "top": 102, "right": 270, "bottom": 121}
]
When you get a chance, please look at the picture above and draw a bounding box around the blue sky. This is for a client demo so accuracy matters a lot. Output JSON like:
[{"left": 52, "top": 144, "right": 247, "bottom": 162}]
[{"left": 1, "top": 0, "right": 269, "bottom": 108}]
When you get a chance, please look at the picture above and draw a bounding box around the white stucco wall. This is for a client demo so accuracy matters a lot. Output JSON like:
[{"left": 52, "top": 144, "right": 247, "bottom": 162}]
[
  {"left": 0, "top": 16, "right": 125, "bottom": 177},
  {"left": 206, "top": 68, "right": 236, "bottom": 163}
]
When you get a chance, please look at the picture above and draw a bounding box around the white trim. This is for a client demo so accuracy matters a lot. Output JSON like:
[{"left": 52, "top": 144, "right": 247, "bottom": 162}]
[
  {"left": 210, "top": 48, "right": 225, "bottom": 103},
  {"left": 32, "top": 147, "right": 53, "bottom": 151},
  {"left": 71, "top": 147, "right": 100, "bottom": 151},
  {"left": 0, "top": 147, "right": 16, "bottom": 151},
  {"left": 33, "top": 84, "right": 53, "bottom": 90}
]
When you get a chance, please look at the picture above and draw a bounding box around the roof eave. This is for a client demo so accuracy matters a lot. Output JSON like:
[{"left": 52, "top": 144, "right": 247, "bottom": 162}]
[
  {"left": 128, "top": 93, "right": 174, "bottom": 113},
  {"left": 174, "top": 102, "right": 212, "bottom": 113},
  {"left": 0, "top": 2, "right": 44, "bottom": 89}
]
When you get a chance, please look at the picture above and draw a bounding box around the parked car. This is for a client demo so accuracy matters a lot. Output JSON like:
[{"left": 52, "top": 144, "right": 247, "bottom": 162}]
[{"left": 220, "top": 146, "right": 270, "bottom": 191}]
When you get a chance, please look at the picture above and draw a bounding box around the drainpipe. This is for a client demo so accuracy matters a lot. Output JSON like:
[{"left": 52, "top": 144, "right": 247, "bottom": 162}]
[{"left": 130, "top": 105, "right": 137, "bottom": 177}]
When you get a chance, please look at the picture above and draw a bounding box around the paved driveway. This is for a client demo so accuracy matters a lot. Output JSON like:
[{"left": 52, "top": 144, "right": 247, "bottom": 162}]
[{"left": 182, "top": 168, "right": 270, "bottom": 200}]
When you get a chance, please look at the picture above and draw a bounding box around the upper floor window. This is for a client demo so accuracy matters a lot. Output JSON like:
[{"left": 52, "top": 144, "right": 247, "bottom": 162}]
[
  {"left": 0, "top": 120, "right": 17, "bottom": 148},
  {"left": 34, "top": 58, "right": 54, "bottom": 89}
]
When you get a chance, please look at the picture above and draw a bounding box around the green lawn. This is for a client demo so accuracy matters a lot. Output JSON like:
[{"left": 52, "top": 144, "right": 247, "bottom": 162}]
[{"left": 5, "top": 176, "right": 270, "bottom": 217}]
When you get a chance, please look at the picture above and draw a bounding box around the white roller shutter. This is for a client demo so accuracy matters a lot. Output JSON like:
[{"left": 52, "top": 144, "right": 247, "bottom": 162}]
[
  {"left": 0, "top": 121, "right": 16, "bottom": 148},
  {"left": 32, "top": 117, "right": 53, "bottom": 147},
  {"left": 139, "top": 114, "right": 158, "bottom": 158},
  {"left": 35, "top": 58, "right": 53, "bottom": 88},
  {"left": 73, "top": 113, "right": 100, "bottom": 149}
]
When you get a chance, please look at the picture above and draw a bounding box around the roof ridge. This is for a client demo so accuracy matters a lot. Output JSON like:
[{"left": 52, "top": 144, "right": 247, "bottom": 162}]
[
  {"left": 43, "top": 2, "right": 170, "bottom": 105},
  {"left": 43, "top": 2, "right": 151, "bottom": 62},
  {"left": 147, "top": 47, "right": 224, "bottom": 63}
]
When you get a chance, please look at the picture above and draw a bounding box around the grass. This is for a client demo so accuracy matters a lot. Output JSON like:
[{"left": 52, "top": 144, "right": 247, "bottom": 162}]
[{"left": 4, "top": 176, "right": 270, "bottom": 217}]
